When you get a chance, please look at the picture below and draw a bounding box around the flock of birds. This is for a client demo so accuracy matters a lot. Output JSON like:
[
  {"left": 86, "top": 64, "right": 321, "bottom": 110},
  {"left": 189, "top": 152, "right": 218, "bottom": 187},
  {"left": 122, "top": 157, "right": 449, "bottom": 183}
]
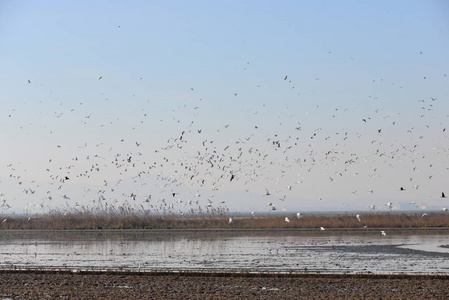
[{"left": 1, "top": 66, "right": 448, "bottom": 229}]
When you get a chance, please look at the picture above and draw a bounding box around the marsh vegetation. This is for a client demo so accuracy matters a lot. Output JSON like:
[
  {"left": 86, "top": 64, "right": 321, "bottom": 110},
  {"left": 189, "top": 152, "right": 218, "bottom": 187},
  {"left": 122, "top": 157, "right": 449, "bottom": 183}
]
[{"left": 1, "top": 206, "right": 449, "bottom": 230}]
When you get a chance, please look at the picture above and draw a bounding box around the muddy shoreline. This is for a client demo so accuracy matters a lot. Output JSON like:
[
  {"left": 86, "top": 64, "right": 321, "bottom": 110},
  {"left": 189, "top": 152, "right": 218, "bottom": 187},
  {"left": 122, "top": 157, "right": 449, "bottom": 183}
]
[
  {"left": 1, "top": 229, "right": 448, "bottom": 298},
  {"left": 0, "top": 270, "right": 448, "bottom": 299}
]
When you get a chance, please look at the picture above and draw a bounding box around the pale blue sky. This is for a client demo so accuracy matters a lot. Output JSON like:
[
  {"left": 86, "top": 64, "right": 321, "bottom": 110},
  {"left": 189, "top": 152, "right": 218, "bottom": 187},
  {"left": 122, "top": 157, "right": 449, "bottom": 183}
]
[{"left": 1, "top": 1, "right": 448, "bottom": 213}]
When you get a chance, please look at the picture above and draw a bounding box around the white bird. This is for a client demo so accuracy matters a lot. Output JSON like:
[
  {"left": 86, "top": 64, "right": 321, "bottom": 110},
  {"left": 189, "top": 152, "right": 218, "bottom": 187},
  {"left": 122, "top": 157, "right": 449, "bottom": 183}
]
[
  {"left": 285, "top": 217, "right": 290, "bottom": 222},
  {"left": 228, "top": 217, "right": 233, "bottom": 224},
  {"left": 320, "top": 227, "right": 325, "bottom": 231},
  {"left": 381, "top": 231, "right": 387, "bottom": 236},
  {"left": 296, "top": 212, "right": 301, "bottom": 219},
  {"left": 356, "top": 214, "right": 361, "bottom": 222}
]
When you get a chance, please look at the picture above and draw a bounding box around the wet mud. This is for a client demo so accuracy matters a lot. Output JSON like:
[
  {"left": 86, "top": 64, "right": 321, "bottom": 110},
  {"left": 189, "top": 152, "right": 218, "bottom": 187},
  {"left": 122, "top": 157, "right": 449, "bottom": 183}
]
[{"left": 0, "top": 271, "right": 448, "bottom": 299}]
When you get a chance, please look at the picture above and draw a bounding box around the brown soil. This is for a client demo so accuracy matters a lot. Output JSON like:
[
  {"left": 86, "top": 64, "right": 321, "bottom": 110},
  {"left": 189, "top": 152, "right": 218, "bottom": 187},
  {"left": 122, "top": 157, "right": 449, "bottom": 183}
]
[{"left": 0, "top": 271, "right": 448, "bottom": 299}]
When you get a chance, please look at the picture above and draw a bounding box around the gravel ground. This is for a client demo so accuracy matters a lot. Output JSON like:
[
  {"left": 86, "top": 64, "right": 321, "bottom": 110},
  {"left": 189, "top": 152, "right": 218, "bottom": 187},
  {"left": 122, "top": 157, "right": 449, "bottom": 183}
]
[{"left": 0, "top": 272, "right": 448, "bottom": 299}]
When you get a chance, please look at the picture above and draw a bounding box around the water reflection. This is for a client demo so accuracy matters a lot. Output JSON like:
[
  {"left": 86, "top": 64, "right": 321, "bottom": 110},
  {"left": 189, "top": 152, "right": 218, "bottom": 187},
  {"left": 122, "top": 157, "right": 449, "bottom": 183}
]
[{"left": 0, "top": 230, "right": 448, "bottom": 274}]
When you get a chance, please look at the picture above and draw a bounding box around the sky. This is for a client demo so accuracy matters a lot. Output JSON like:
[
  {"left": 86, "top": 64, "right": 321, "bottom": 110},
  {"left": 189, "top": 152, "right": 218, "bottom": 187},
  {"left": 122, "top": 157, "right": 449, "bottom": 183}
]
[{"left": 0, "top": 0, "right": 448, "bottom": 214}]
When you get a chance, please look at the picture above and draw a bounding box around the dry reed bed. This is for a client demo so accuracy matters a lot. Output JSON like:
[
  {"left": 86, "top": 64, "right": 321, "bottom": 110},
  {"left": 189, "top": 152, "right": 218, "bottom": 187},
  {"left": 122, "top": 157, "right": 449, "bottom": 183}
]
[{"left": 1, "top": 211, "right": 449, "bottom": 230}]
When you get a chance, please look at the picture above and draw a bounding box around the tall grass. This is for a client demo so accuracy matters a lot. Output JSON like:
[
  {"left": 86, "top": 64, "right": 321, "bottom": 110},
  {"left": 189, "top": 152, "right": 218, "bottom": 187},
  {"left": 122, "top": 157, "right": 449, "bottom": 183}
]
[{"left": 1, "top": 209, "right": 449, "bottom": 230}]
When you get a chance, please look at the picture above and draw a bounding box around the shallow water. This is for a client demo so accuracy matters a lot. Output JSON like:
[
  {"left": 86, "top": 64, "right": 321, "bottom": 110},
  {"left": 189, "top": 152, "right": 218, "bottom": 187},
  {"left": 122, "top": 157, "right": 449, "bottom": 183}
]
[{"left": 0, "top": 230, "right": 448, "bottom": 274}]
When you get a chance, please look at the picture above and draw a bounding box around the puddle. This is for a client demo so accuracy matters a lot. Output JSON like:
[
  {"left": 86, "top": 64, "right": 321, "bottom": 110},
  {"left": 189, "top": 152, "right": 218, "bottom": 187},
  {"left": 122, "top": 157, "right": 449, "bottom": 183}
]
[{"left": 0, "top": 230, "right": 448, "bottom": 274}]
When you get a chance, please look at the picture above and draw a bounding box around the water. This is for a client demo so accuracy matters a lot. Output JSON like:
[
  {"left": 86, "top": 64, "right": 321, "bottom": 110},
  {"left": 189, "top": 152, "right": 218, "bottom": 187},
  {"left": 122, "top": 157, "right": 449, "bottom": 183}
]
[{"left": 0, "top": 230, "right": 448, "bottom": 274}]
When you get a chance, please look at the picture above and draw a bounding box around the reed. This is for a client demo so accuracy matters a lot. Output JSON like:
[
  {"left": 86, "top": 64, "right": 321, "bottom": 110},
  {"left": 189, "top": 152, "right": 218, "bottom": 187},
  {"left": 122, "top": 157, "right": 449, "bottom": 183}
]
[{"left": 1, "top": 210, "right": 449, "bottom": 230}]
